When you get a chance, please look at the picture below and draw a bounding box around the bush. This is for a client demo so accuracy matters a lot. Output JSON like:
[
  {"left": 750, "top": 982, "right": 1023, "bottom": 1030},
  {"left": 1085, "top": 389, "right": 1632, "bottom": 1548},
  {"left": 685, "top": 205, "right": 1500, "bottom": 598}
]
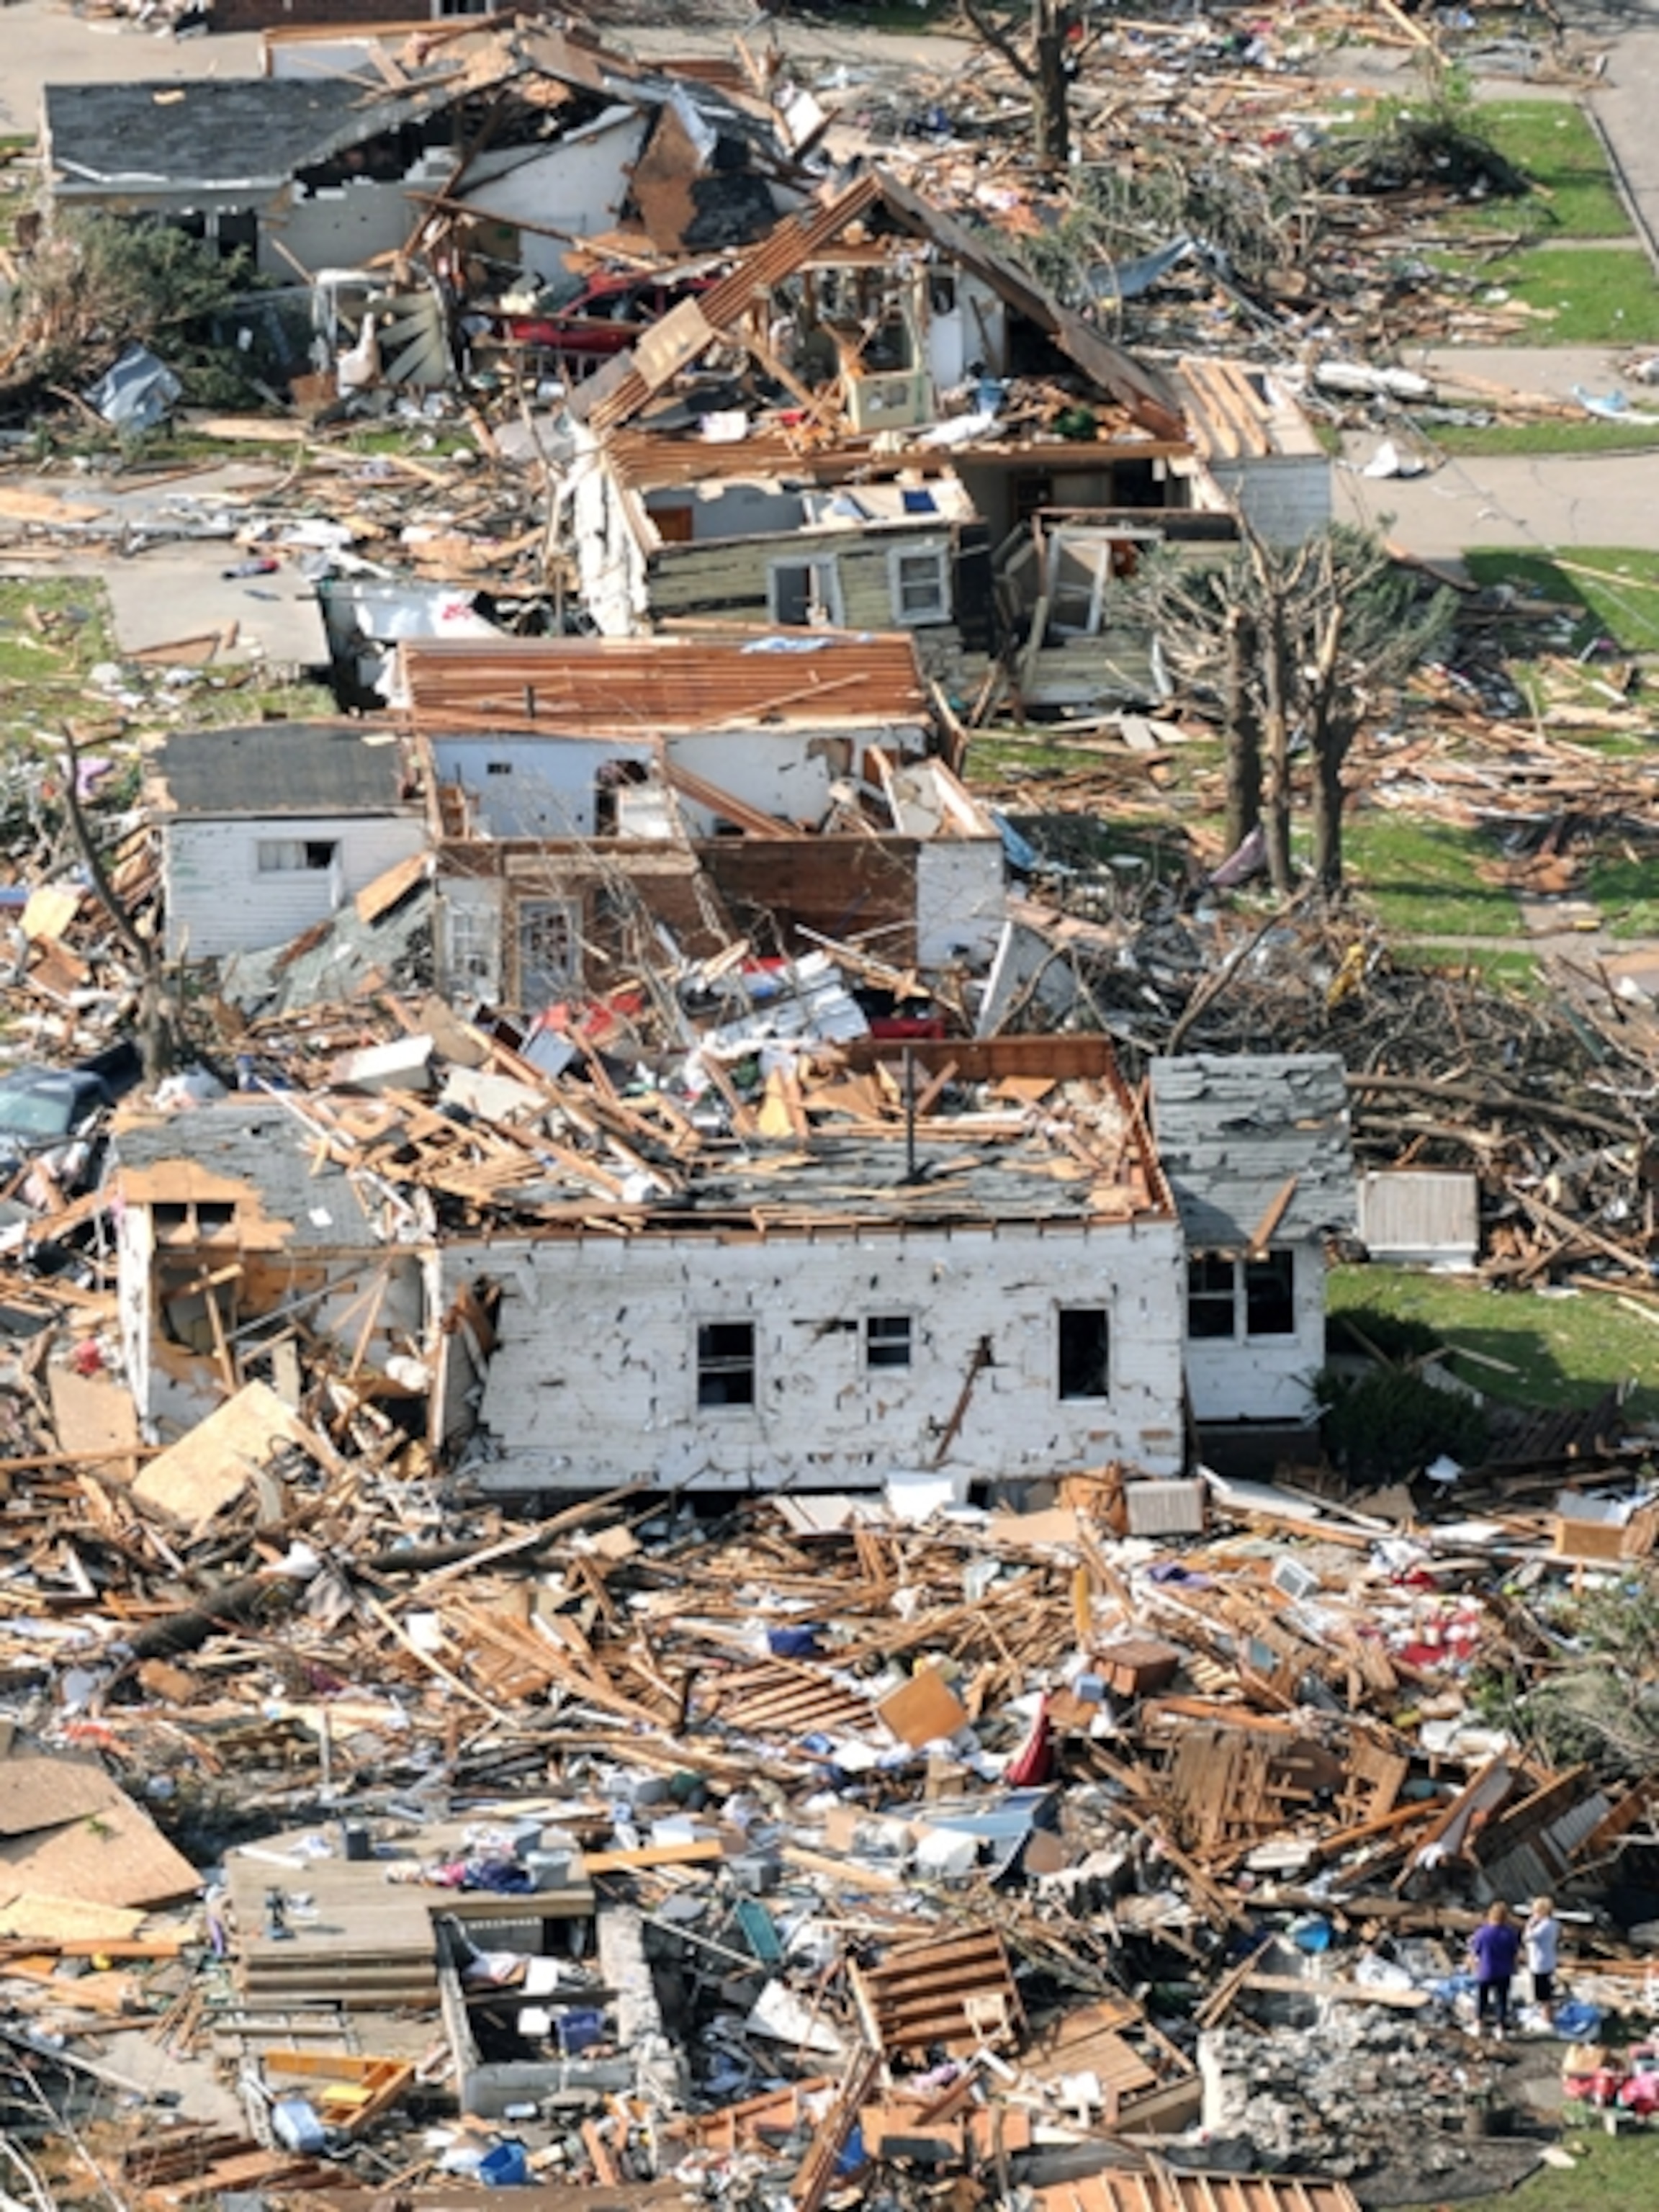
[
  {"left": 1313, "top": 1363, "right": 1491, "bottom": 1482},
  {"left": 2, "top": 213, "right": 259, "bottom": 402}
]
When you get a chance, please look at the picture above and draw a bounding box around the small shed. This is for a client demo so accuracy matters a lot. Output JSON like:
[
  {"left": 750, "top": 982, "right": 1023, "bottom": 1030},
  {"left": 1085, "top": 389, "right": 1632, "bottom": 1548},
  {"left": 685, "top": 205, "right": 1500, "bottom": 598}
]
[
  {"left": 1357, "top": 1169, "right": 1479, "bottom": 1271},
  {"left": 1149, "top": 1053, "right": 1354, "bottom": 1437},
  {"left": 148, "top": 722, "right": 427, "bottom": 959}
]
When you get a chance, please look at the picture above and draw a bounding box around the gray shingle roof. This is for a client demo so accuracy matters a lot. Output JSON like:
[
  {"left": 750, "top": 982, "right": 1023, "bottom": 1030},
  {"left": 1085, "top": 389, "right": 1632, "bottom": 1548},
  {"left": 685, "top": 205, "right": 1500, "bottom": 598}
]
[
  {"left": 1149, "top": 1052, "right": 1355, "bottom": 1248},
  {"left": 153, "top": 724, "right": 412, "bottom": 819}
]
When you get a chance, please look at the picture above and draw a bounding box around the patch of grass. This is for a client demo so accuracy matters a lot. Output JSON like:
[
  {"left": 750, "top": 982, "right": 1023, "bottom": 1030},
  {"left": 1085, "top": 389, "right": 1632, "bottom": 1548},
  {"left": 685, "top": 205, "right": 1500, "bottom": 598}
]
[
  {"left": 1464, "top": 547, "right": 1659, "bottom": 653},
  {"left": 1586, "top": 845, "right": 1659, "bottom": 937},
  {"left": 1401, "top": 2128, "right": 1659, "bottom": 2211},
  {"left": 1327, "top": 1265, "right": 1659, "bottom": 1425},
  {"left": 1431, "top": 415, "right": 1659, "bottom": 457},
  {"left": 1399, "top": 943, "right": 1542, "bottom": 993},
  {"left": 1478, "top": 242, "right": 1659, "bottom": 345},
  {"left": 1460, "top": 98, "right": 1631, "bottom": 237},
  {"left": 1343, "top": 814, "right": 1524, "bottom": 938},
  {"left": 0, "top": 579, "right": 117, "bottom": 745}
]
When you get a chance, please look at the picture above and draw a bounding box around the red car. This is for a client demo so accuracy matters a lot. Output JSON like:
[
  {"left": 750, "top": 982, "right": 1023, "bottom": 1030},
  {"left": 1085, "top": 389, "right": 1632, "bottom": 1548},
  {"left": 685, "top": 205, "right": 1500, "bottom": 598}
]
[{"left": 502, "top": 270, "right": 716, "bottom": 362}]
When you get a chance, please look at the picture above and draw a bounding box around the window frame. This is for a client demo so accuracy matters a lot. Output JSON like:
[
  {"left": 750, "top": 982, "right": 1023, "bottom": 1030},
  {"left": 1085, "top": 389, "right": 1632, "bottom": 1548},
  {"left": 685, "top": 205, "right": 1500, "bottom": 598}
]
[
  {"left": 1056, "top": 1305, "right": 1111, "bottom": 1402},
  {"left": 886, "top": 540, "right": 950, "bottom": 627},
  {"left": 864, "top": 1313, "right": 914, "bottom": 1370},
  {"left": 256, "top": 837, "right": 340, "bottom": 875},
  {"left": 696, "top": 1319, "right": 757, "bottom": 1411},
  {"left": 1243, "top": 1249, "right": 1297, "bottom": 1339},
  {"left": 767, "top": 554, "right": 844, "bottom": 629},
  {"left": 1186, "top": 1253, "right": 1240, "bottom": 1342}
]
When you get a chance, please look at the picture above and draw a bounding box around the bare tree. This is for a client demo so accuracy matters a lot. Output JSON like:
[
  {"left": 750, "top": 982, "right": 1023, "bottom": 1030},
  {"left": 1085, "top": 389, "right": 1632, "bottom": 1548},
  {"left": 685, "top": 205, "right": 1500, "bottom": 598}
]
[
  {"left": 1126, "top": 524, "right": 1453, "bottom": 898},
  {"left": 961, "top": 0, "right": 1081, "bottom": 166}
]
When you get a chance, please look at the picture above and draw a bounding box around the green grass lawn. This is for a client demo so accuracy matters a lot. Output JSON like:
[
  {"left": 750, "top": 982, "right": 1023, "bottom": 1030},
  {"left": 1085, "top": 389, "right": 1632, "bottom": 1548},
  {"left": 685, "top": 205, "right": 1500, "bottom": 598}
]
[
  {"left": 1459, "top": 98, "right": 1632, "bottom": 238},
  {"left": 1402, "top": 2130, "right": 1659, "bottom": 2211},
  {"left": 1398, "top": 943, "right": 1541, "bottom": 993},
  {"left": 1431, "top": 415, "right": 1659, "bottom": 457},
  {"left": 1328, "top": 1265, "right": 1659, "bottom": 1424},
  {"left": 1475, "top": 241, "right": 1659, "bottom": 344},
  {"left": 1343, "top": 815, "right": 1524, "bottom": 939},
  {"left": 0, "top": 579, "right": 117, "bottom": 748},
  {"left": 0, "top": 577, "right": 336, "bottom": 749},
  {"left": 1586, "top": 845, "right": 1659, "bottom": 937},
  {"left": 1463, "top": 547, "right": 1659, "bottom": 654}
]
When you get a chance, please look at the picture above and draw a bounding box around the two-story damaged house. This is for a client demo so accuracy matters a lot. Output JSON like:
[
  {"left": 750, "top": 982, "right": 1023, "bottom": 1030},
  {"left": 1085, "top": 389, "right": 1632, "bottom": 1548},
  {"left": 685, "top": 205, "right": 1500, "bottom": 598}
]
[
  {"left": 397, "top": 629, "right": 1006, "bottom": 1003},
  {"left": 562, "top": 169, "right": 1330, "bottom": 704}
]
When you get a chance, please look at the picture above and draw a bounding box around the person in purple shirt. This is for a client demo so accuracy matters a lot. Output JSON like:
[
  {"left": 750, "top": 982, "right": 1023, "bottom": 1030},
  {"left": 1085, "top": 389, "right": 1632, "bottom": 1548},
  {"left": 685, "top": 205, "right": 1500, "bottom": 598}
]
[{"left": 1467, "top": 1899, "right": 1522, "bottom": 2041}]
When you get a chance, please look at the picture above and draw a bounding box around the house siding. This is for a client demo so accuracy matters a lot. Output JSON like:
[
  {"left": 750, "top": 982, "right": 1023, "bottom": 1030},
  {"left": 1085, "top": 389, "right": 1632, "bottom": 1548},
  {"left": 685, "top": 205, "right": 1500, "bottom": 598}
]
[
  {"left": 644, "top": 524, "right": 961, "bottom": 634},
  {"left": 448, "top": 1217, "right": 1187, "bottom": 1492},
  {"left": 165, "top": 813, "right": 428, "bottom": 957},
  {"left": 1183, "top": 1244, "right": 1326, "bottom": 1426}
]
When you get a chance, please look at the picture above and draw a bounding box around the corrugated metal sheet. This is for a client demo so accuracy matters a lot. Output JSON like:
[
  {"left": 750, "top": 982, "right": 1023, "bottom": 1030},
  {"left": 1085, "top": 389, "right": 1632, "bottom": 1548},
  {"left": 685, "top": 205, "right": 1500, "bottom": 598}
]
[
  {"left": 1149, "top": 1053, "right": 1356, "bottom": 1247},
  {"left": 399, "top": 631, "right": 930, "bottom": 731},
  {"left": 1123, "top": 1478, "right": 1208, "bottom": 1537}
]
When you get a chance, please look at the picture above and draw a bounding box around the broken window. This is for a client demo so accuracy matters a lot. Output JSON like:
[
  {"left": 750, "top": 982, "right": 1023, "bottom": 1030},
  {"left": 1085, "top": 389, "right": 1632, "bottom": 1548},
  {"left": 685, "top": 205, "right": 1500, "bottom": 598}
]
[
  {"left": 865, "top": 1314, "right": 913, "bottom": 1370},
  {"left": 888, "top": 545, "right": 950, "bottom": 626},
  {"left": 1187, "top": 1255, "right": 1238, "bottom": 1341},
  {"left": 516, "top": 899, "right": 580, "bottom": 1007},
  {"left": 258, "top": 840, "right": 338, "bottom": 873},
  {"left": 1244, "top": 1250, "right": 1297, "bottom": 1337},
  {"left": 768, "top": 557, "right": 842, "bottom": 629},
  {"left": 1057, "top": 1308, "right": 1110, "bottom": 1401},
  {"left": 697, "top": 1321, "right": 756, "bottom": 1408},
  {"left": 215, "top": 209, "right": 258, "bottom": 264}
]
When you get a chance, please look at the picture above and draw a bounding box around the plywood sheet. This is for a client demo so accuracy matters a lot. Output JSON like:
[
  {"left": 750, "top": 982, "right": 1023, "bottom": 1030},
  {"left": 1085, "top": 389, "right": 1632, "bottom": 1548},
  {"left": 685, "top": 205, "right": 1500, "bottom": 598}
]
[
  {"left": 0, "top": 1755, "right": 121, "bottom": 1838},
  {"left": 131, "top": 1380, "right": 328, "bottom": 1527},
  {"left": 0, "top": 1892, "right": 146, "bottom": 1942},
  {"left": 0, "top": 1782, "right": 199, "bottom": 1910},
  {"left": 877, "top": 1665, "right": 967, "bottom": 1750}
]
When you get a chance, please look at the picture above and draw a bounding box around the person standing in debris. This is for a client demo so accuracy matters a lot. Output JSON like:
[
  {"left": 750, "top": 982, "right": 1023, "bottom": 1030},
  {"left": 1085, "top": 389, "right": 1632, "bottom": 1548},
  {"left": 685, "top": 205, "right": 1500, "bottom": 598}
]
[
  {"left": 1467, "top": 1899, "right": 1521, "bottom": 2041},
  {"left": 1524, "top": 1896, "right": 1560, "bottom": 2028}
]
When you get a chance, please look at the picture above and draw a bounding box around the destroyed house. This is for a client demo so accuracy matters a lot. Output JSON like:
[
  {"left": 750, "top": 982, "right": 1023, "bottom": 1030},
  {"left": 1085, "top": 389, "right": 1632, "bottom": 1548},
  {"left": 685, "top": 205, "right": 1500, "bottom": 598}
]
[
  {"left": 565, "top": 169, "right": 1200, "bottom": 682},
  {"left": 444, "top": 1035, "right": 1187, "bottom": 1493},
  {"left": 110, "top": 1097, "right": 430, "bottom": 1438},
  {"left": 42, "top": 24, "right": 799, "bottom": 312},
  {"left": 397, "top": 631, "right": 1005, "bottom": 1002},
  {"left": 148, "top": 722, "right": 428, "bottom": 959},
  {"left": 1149, "top": 1053, "right": 1354, "bottom": 1449},
  {"left": 563, "top": 171, "right": 1326, "bottom": 705}
]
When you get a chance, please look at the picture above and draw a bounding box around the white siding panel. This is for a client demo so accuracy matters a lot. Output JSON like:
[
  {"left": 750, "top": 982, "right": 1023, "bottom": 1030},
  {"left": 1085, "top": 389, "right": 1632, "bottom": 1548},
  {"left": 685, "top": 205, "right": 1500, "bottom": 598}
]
[
  {"left": 457, "top": 122, "right": 648, "bottom": 285},
  {"left": 449, "top": 1218, "right": 1187, "bottom": 1492},
  {"left": 165, "top": 814, "right": 427, "bottom": 957}
]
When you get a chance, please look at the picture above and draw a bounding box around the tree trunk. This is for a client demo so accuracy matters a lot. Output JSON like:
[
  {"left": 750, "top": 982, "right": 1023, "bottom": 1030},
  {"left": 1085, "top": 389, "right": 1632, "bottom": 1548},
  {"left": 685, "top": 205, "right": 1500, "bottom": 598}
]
[
  {"left": 1307, "top": 603, "right": 1348, "bottom": 894},
  {"left": 1260, "top": 603, "right": 1294, "bottom": 896},
  {"left": 1222, "top": 606, "right": 1262, "bottom": 853},
  {"left": 1311, "top": 739, "right": 1345, "bottom": 891},
  {"left": 1032, "top": 1, "right": 1073, "bottom": 164}
]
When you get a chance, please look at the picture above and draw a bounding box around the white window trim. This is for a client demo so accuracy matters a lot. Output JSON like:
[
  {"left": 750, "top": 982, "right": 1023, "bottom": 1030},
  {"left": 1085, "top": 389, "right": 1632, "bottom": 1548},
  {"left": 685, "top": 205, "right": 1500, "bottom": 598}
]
[
  {"left": 886, "top": 539, "right": 950, "bottom": 627},
  {"left": 767, "top": 554, "right": 844, "bottom": 629}
]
